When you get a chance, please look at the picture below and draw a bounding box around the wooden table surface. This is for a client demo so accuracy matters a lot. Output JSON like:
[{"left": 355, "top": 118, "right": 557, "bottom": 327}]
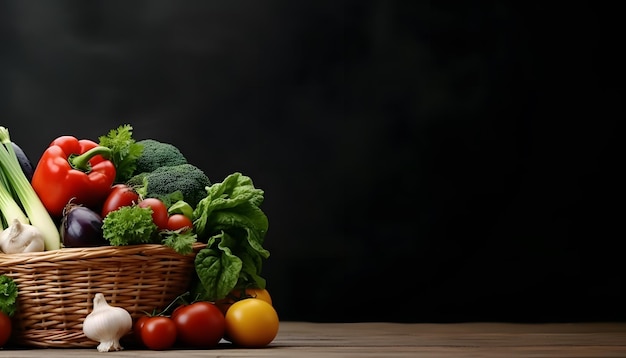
[{"left": 3, "top": 321, "right": 626, "bottom": 357}]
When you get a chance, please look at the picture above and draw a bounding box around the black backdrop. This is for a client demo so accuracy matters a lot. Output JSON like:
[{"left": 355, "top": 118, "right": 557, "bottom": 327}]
[{"left": 1, "top": 1, "right": 623, "bottom": 322}]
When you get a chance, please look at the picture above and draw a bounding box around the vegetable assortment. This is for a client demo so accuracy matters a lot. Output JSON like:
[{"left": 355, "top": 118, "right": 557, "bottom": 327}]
[{"left": 0, "top": 124, "right": 277, "bottom": 351}]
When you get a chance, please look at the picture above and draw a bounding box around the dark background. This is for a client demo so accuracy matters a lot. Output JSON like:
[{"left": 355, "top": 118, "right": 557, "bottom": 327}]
[{"left": 1, "top": 1, "right": 623, "bottom": 322}]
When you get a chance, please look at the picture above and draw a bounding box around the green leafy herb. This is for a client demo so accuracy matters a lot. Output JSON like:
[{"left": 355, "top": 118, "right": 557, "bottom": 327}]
[
  {"left": 0, "top": 275, "right": 18, "bottom": 317},
  {"left": 161, "top": 229, "right": 198, "bottom": 255},
  {"left": 102, "top": 205, "right": 158, "bottom": 245},
  {"left": 98, "top": 124, "right": 144, "bottom": 183},
  {"left": 191, "top": 172, "right": 269, "bottom": 301}
]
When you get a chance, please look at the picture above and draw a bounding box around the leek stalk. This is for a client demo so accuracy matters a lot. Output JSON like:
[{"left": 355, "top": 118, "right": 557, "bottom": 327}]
[{"left": 0, "top": 126, "right": 61, "bottom": 250}]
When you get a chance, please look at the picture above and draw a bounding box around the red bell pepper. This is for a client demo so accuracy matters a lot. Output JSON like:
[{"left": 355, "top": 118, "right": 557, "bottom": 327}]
[{"left": 31, "top": 136, "right": 116, "bottom": 218}]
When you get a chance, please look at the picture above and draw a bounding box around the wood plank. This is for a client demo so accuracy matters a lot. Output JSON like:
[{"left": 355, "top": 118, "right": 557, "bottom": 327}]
[{"left": 3, "top": 322, "right": 626, "bottom": 357}]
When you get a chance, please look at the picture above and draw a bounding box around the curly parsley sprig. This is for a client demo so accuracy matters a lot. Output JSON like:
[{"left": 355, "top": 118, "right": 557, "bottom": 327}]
[{"left": 0, "top": 275, "right": 18, "bottom": 317}]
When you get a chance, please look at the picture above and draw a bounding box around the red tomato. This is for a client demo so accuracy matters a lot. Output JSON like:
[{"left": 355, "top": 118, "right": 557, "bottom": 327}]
[
  {"left": 166, "top": 214, "right": 193, "bottom": 232},
  {"left": 171, "top": 301, "right": 225, "bottom": 348},
  {"left": 138, "top": 316, "right": 177, "bottom": 350},
  {"left": 101, "top": 184, "right": 139, "bottom": 218},
  {"left": 0, "top": 312, "right": 11, "bottom": 347},
  {"left": 138, "top": 198, "right": 169, "bottom": 230}
]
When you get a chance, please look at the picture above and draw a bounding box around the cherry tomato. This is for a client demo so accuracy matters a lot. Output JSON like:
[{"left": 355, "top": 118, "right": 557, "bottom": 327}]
[
  {"left": 216, "top": 288, "right": 273, "bottom": 315},
  {"left": 138, "top": 198, "right": 169, "bottom": 230},
  {"left": 225, "top": 298, "right": 279, "bottom": 347},
  {"left": 0, "top": 312, "right": 11, "bottom": 347},
  {"left": 132, "top": 316, "right": 149, "bottom": 345},
  {"left": 101, "top": 184, "right": 139, "bottom": 218},
  {"left": 166, "top": 214, "right": 193, "bottom": 232},
  {"left": 171, "top": 301, "right": 225, "bottom": 348},
  {"left": 138, "top": 316, "right": 177, "bottom": 350}
]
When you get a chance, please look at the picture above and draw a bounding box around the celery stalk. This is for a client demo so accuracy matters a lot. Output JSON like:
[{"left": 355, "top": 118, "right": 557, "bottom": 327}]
[{"left": 0, "top": 127, "right": 61, "bottom": 250}]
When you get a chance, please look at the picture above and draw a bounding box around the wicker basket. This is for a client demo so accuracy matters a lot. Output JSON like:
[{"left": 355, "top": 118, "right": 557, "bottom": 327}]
[{"left": 0, "top": 243, "right": 205, "bottom": 348}]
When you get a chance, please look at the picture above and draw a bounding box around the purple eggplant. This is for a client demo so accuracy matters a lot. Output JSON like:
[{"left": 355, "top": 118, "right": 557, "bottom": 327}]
[
  {"left": 11, "top": 141, "right": 35, "bottom": 181},
  {"left": 60, "top": 204, "right": 108, "bottom": 247}
]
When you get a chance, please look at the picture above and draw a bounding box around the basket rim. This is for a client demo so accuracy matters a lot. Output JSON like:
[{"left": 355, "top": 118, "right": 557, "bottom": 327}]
[{"left": 0, "top": 242, "right": 206, "bottom": 265}]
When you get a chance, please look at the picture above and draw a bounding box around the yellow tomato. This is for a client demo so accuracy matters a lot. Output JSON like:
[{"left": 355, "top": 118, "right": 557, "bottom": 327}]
[{"left": 224, "top": 299, "right": 279, "bottom": 347}]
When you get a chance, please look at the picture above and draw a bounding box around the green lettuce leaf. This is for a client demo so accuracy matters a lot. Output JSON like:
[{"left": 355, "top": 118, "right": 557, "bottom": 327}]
[
  {"left": 194, "top": 240, "right": 242, "bottom": 301},
  {"left": 191, "top": 172, "right": 270, "bottom": 301}
]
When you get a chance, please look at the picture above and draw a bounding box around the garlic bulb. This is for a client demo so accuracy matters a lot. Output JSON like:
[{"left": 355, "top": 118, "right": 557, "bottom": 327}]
[
  {"left": 0, "top": 218, "right": 45, "bottom": 254},
  {"left": 83, "top": 293, "right": 132, "bottom": 352}
]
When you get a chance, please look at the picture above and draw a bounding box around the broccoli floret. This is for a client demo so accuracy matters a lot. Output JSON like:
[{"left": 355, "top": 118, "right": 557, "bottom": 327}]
[
  {"left": 128, "top": 163, "right": 211, "bottom": 208},
  {"left": 134, "top": 139, "right": 188, "bottom": 174}
]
